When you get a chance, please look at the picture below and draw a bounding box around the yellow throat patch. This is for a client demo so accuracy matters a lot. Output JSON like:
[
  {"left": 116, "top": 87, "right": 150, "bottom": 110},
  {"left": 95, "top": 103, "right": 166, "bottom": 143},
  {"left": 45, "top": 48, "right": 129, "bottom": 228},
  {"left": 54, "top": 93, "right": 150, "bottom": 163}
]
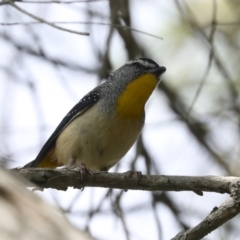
[{"left": 117, "top": 73, "right": 158, "bottom": 119}]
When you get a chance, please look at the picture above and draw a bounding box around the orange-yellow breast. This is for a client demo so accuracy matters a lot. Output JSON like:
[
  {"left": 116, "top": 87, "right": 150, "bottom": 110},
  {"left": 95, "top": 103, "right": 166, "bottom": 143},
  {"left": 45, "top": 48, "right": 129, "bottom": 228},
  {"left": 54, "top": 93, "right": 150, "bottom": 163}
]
[
  {"left": 36, "top": 73, "right": 158, "bottom": 169},
  {"left": 116, "top": 73, "right": 158, "bottom": 119}
]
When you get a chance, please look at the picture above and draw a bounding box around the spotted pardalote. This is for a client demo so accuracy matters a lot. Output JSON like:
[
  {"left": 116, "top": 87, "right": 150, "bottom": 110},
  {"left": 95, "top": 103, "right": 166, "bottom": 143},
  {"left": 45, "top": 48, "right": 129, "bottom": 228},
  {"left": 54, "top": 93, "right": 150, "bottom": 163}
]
[{"left": 24, "top": 58, "right": 166, "bottom": 171}]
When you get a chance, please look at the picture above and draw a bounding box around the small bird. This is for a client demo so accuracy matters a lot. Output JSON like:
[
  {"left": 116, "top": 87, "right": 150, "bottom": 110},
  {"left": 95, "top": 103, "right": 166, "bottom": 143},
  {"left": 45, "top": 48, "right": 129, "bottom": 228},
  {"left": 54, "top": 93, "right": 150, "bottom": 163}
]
[{"left": 24, "top": 58, "right": 166, "bottom": 171}]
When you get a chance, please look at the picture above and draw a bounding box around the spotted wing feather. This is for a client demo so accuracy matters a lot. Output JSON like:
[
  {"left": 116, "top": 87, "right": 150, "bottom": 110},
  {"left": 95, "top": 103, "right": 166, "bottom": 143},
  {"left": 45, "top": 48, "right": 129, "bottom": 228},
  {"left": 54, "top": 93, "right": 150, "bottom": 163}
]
[{"left": 25, "top": 89, "right": 100, "bottom": 168}]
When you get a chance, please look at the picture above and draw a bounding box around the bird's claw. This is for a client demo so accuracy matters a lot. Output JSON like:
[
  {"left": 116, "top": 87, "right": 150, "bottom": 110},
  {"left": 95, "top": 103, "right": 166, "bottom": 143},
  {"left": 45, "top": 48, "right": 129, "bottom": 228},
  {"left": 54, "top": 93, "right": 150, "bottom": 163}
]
[
  {"left": 67, "top": 161, "right": 93, "bottom": 190},
  {"left": 123, "top": 170, "right": 142, "bottom": 191}
]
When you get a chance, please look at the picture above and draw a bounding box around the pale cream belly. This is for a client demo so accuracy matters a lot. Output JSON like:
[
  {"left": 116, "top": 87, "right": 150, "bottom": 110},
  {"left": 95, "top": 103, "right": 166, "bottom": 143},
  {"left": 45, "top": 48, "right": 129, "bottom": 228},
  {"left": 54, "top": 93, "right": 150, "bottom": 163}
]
[{"left": 55, "top": 105, "right": 143, "bottom": 170}]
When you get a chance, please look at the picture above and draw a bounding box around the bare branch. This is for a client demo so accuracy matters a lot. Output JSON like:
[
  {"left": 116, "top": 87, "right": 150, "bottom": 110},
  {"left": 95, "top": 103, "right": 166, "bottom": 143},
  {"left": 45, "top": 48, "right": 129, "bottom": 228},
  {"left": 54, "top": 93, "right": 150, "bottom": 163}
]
[
  {"left": 0, "top": 21, "right": 163, "bottom": 40},
  {"left": 17, "top": 168, "right": 237, "bottom": 194},
  {"left": 9, "top": 2, "right": 89, "bottom": 36},
  {"left": 16, "top": 168, "right": 240, "bottom": 239},
  {"left": 15, "top": 0, "right": 107, "bottom": 3},
  {"left": 172, "top": 197, "right": 240, "bottom": 240}
]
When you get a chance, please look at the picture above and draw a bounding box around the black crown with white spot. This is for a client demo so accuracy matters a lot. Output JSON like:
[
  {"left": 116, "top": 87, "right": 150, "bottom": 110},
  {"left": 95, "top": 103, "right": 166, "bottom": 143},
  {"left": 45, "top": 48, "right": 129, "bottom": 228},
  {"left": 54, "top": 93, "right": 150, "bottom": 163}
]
[{"left": 126, "top": 57, "right": 160, "bottom": 71}]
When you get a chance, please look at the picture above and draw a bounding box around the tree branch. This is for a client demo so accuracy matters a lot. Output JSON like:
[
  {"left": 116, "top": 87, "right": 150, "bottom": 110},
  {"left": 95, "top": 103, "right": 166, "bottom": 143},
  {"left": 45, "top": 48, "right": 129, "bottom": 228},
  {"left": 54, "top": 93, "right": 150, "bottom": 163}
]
[
  {"left": 15, "top": 168, "right": 240, "bottom": 239},
  {"left": 172, "top": 197, "right": 240, "bottom": 240},
  {"left": 0, "top": 21, "right": 163, "bottom": 40},
  {"left": 9, "top": 2, "right": 89, "bottom": 36},
  {"left": 17, "top": 168, "right": 237, "bottom": 194}
]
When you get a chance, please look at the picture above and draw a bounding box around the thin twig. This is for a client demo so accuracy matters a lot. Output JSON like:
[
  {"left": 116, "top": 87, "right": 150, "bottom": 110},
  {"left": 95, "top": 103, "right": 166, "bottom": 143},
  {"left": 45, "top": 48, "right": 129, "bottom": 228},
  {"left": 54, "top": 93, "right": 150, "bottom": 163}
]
[
  {"left": 0, "top": 21, "right": 163, "bottom": 40},
  {"left": 9, "top": 2, "right": 89, "bottom": 36},
  {"left": 15, "top": 0, "right": 107, "bottom": 3}
]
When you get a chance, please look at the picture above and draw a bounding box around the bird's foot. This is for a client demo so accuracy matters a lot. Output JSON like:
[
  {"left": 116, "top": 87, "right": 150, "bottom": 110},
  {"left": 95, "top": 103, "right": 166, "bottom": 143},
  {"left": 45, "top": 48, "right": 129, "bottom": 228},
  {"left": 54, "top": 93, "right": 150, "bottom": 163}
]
[
  {"left": 67, "top": 160, "right": 93, "bottom": 190},
  {"left": 123, "top": 170, "right": 142, "bottom": 191},
  {"left": 124, "top": 170, "right": 142, "bottom": 180}
]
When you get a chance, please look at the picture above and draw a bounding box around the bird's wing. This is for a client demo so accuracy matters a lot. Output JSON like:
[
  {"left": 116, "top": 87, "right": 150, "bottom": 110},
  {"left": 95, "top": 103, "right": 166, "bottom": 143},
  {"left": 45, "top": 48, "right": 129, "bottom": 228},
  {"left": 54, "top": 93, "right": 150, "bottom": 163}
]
[{"left": 25, "top": 89, "right": 100, "bottom": 168}]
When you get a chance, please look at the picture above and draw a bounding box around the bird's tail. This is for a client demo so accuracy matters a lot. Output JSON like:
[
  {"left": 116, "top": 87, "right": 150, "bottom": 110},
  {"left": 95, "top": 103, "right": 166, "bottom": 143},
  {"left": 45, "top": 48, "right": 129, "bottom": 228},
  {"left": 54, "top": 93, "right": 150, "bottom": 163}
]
[{"left": 22, "top": 159, "right": 37, "bottom": 168}]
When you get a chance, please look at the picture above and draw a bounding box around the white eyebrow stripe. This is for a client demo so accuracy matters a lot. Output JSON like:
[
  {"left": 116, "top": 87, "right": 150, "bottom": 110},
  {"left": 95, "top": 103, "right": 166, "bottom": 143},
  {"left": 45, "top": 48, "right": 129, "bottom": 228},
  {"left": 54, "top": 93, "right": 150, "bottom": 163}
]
[
  {"left": 126, "top": 59, "right": 157, "bottom": 68},
  {"left": 138, "top": 59, "right": 156, "bottom": 68}
]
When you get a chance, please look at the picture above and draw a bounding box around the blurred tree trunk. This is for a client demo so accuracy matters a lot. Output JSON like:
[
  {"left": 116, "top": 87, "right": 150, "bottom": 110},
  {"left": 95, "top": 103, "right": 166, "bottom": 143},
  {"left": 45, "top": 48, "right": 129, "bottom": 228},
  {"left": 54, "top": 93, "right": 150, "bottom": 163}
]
[{"left": 0, "top": 167, "right": 93, "bottom": 240}]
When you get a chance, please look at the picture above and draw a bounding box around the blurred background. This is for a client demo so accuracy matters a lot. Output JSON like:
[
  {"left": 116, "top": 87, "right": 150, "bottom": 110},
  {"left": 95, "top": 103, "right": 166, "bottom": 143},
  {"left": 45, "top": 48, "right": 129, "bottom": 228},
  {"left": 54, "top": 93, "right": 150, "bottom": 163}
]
[{"left": 0, "top": 0, "right": 240, "bottom": 239}]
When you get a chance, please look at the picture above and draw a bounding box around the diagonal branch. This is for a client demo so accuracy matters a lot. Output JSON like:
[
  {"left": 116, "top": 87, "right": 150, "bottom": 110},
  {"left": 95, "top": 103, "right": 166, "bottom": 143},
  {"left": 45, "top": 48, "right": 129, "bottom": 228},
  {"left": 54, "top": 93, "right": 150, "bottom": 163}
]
[
  {"left": 9, "top": 2, "right": 89, "bottom": 36},
  {"left": 171, "top": 197, "right": 240, "bottom": 240},
  {"left": 0, "top": 21, "right": 163, "bottom": 40}
]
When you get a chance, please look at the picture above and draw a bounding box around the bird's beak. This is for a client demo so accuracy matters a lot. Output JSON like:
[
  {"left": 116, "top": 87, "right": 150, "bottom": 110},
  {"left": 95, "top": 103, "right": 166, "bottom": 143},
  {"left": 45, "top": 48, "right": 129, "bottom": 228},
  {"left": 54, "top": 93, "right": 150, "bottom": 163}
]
[{"left": 150, "top": 66, "right": 166, "bottom": 79}]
